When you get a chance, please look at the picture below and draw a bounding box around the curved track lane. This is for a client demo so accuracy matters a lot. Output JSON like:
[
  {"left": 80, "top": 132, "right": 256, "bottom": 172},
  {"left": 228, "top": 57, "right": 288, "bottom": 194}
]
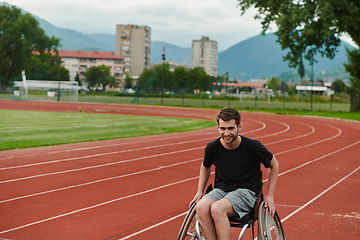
[{"left": 0, "top": 100, "right": 359, "bottom": 240}]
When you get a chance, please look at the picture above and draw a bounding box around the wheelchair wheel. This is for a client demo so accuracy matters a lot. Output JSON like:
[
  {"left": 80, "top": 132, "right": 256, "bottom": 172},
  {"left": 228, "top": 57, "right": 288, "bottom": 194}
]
[
  {"left": 177, "top": 203, "right": 203, "bottom": 240},
  {"left": 262, "top": 207, "right": 286, "bottom": 240}
]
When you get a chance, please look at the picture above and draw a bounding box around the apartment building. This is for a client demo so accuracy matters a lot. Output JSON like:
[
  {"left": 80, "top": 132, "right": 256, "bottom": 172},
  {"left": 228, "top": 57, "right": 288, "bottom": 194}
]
[
  {"left": 191, "top": 36, "right": 218, "bottom": 77},
  {"left": 115, "top": 24, "right": 151, "bottom": 77},
  {"left": 58, "top": 50, "right": 124, "bottom": 85}
]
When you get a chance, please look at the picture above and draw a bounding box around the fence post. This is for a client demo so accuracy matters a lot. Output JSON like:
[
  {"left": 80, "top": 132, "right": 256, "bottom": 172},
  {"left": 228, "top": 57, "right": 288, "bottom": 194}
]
[{"left": 330, "top": 95, "right": 333, "bottom": 112}]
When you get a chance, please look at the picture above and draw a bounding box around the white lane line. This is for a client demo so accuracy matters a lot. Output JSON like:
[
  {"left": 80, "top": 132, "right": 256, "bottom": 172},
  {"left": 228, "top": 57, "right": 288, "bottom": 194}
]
[
  {"left": 0, "top": 176, "right": 200, "bottom": 235},
  {"left": 0, "top": 129, "right": 217, "bottom": 161},
  {"left": 0, "top": 158, "right": 202, "bottom": 204},
  {"left": 277, "top": 140, "right": 360, "bottom": 177},
  {"left": 0, "top": 140, "right": 206, "bottom": 170},
  {"left": 0, "top": 122, "right": 328, "bottom": 184},
  {"left": 0, "top": 121, "right": 311, "bottom": 202},
  {"left": 2, "top": 139, "right": 358, "bottom": 236},
  {"left": 0, "top": 148, "right": 203, "bottom": 184},
  {"left": 275, "top": 123, "right": 341, "bottom": 156},
  {"left": 0, "top": 118, "right": 268, "bottom": 161},
  {"left": 117, "top": 212, "right": 188, "bottom": 240},
  {"left": 281, "top": 165, "right": 360, "bottom": 223},
  {"left": 265, "top": 121, "right": 315, "bottom": 145},
  {"left": 254, "top": 121, "right": 290, "bottom": 138},
  {"left": 116, "top": 142, "right": 360, "bottom": 240},
  {"left": 0, "top": 118, "right": 269, "bottom": 169}
]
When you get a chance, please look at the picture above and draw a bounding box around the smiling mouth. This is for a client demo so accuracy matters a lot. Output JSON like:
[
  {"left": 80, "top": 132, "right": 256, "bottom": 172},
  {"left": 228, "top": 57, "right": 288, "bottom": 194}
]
[{"left": 223, "top": 136, "right": 233, "bottom": 141}]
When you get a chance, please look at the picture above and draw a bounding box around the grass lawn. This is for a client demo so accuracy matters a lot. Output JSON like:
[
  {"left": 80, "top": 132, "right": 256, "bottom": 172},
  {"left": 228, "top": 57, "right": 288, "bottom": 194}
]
[{"left": 0, "top": 110, "right": 215, "bottom": 151}]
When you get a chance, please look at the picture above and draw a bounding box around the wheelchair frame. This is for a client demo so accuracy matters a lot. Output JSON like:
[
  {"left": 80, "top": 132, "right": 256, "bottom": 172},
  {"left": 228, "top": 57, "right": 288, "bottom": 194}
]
[{"left": 177, "top": 185, "right": 285, "bottom": 240}]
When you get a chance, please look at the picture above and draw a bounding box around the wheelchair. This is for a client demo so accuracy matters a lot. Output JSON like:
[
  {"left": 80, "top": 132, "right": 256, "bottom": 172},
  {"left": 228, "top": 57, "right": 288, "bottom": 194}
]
[{"left": 177, "top": 184, "right": 285, "bottom": 240}]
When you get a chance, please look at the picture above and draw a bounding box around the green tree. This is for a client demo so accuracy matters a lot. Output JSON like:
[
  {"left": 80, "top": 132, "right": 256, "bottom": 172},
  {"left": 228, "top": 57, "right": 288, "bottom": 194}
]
[
  {"left": 267, "top": 77, "right": 280, "bottom": 93},
  {"left": 154, "top": 63, "right": 172, "bottom": 92},
  {"left": 0, "top": 5, "right": 60, "bottom": 91},
  {"left": 85, "top": 65, "right": 110, "bottom": 91},
  {"left": 280, "top": 81, "right": 288, "bottom": 94},
  {"left": 172, "top": 67, "right": 189, "bottom": 93},
  {"left": 74, "top": 72, "right": 82, "bottom": 86},
  {"left": 288, "top": 86, "right": 294, "bottom": 96},
  {"left": 344, "top": 49, "right": 360, "bottom": 110},
  {"left": 297, "top": 60, "right": 305, "bottom": 81},
  {"left": 137, "top": 68, "right": 155, "bottom": 93},
  {"left": 188, "top": 67, "right": 212, "bottom": 92},
  {"left": 28, "top": 52, "right": 69, "bottom": 81},
  {"left": 103, "top": 75, "right": 118, "bottom": 90},
  {"left": 124, "top": 74, "right": 133, "bottom": 89},
  {"left": 237, "top": 0, "right": 360, "bottom": 110},
  {"left": 331, "top": 79, "right": 346, "bottom": 94}
]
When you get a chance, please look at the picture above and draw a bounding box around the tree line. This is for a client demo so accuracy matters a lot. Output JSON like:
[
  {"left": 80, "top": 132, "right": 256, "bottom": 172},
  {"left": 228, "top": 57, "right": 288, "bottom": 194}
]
[
  {"left": 134, "top": 64, "right": 213, "bottom": 94},
  {"left": 1, "top": 3, "right": 359, "bottom": 110}
]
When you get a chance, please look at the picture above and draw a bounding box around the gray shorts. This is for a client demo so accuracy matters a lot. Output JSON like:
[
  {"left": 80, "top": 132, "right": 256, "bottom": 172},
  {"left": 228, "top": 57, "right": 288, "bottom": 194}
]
[{"left": 203, "top": 188, "right": 256, "bottom": 219}]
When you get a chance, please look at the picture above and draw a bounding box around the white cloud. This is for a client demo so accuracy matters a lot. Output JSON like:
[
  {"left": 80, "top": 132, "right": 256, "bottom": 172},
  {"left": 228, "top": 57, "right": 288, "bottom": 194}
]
[{"left": 6, "top": 0, "right": 267, "bottom": 50}]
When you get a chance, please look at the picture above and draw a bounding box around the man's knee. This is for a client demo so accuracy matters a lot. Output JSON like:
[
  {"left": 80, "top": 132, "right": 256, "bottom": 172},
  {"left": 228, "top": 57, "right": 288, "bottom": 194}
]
[
  {"left": 196, "top": 198, "right": 214, "bottom": 220},
  {"left": 210, "top": 199, "right": 233, "bottom": 220}
]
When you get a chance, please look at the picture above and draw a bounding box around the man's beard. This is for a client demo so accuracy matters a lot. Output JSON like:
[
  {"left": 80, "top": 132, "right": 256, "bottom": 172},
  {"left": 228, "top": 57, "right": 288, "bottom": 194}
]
[{"left": 222, "top": 134, "right": 238, "bottom": 144}]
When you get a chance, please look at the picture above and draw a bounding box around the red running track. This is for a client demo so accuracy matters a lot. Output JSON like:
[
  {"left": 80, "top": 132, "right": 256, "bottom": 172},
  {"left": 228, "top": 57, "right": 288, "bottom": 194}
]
[{"left": 0, "top": 100, "right": 359, "bottom": 239}]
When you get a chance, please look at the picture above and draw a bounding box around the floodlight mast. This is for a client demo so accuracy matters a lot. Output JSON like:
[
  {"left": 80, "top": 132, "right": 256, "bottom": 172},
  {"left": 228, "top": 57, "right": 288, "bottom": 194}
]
[{"left": 161, "top": 46, "right": 165, "bottom": 105}]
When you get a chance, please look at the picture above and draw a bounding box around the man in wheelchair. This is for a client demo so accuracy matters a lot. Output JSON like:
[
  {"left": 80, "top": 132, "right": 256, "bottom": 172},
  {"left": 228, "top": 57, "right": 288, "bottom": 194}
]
[{"left": 189, "top": 107, "right": 279, "bottom": 240}]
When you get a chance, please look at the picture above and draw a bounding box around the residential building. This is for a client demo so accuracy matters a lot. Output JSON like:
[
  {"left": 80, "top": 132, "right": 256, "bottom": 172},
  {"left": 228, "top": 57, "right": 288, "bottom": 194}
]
[
  {"left": 152, "top": 60, "right": 190, "bottom": 72},
  {"left": 58, "top": 50, "right": 124, "bottom": 90},
  {"left": 191, "top": 36, "right": 218, "bottom": 77},
  {"left": 115, "top": 24, "right": 151, "bottom": 77}
]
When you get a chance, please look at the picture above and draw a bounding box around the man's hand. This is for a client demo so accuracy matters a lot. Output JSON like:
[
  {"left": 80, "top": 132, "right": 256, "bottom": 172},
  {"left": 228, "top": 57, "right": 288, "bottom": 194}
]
[
  {"left": 189, "top": 191, "right": 203, "bottom": 208},
  {"left": 264, "top": 194, "right": 275, "bottom": 217}
]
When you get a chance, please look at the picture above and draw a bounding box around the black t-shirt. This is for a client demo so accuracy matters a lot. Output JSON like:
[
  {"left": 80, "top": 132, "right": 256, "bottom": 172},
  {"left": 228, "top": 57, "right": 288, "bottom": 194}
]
[{"left": 203, "top": 135, "right": 273, "bottom": 195}]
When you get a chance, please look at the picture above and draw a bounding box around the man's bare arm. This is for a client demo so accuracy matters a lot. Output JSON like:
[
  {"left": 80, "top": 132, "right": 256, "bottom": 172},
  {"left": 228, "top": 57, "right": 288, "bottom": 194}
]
[
  {"left": 189, "top": 164, "right": 211, "bottom": 207},
  {"left": 265, "top": 156, "right": 279, "bottom": 216}
]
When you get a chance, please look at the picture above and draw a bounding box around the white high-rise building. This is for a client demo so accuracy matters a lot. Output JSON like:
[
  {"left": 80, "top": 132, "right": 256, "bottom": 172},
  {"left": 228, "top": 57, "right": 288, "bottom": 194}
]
[
  {"left": 191, "top": 36, "right": 218, "bottom": 77},
  {"left": 115, "top": 24, "right": 151, "bottom": 77}
]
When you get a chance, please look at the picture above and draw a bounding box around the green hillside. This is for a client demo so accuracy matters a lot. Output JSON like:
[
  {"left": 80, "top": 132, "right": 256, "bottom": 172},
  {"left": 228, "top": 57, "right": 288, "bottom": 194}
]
[
  {"left": 218, "top": 33, "right": 355, "bottom": 80},
  {"left": 1, "top": 2, "right": 355, "bottom": 81}
]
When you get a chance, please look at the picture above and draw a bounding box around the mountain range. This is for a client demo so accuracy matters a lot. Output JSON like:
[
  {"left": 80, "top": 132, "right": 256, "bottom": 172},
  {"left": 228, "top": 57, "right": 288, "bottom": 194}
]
[{"left": 1, "top": 2, "right": 355, "bottom": 81}]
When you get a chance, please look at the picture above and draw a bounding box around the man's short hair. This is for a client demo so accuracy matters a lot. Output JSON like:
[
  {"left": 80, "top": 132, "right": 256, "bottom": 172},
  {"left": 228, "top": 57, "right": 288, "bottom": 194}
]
[{"left": 216, "top": 107, "right": 241, "bottom": 126}]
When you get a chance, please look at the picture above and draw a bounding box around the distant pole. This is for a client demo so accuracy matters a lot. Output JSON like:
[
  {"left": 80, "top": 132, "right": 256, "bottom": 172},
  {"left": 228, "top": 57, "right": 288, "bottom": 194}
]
[
  {"left": 226, "top": 72, "right": 230, "bottom": 106},
  {"left": 255, "top": 88, "right": 257, "bottom": 110},
  {"left": 57, "top": 61, "right": 60, "bottom": 101},
  {"left": 310, "top": 63, "right": 313, "bottom": 111},
  {"left": 161, "top": 46, "right": 165, "bottom": 105},
  {"left": 282, "top": 81, "right": 285, "bottom": 110}
]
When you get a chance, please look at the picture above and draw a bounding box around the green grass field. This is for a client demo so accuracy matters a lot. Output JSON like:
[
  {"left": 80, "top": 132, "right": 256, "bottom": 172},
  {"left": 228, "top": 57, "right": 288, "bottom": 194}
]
[
  {"left": 0, "top": 110, "right": 215, "bottom": 151},
  {"left": 1, "top": 93, "right": 359, "bottom": 151}
]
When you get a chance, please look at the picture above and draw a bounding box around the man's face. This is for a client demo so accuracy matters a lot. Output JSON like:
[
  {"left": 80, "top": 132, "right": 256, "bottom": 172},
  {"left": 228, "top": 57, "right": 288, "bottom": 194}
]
[{"left": 218, "top": 119, "right": 241, "bottom": 145}]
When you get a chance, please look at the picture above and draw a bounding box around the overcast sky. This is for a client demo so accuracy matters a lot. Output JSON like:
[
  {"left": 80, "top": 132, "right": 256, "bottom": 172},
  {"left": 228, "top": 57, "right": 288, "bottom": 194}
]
[{"left": 5, "top": 0, "right": 358, "bottom": 51}]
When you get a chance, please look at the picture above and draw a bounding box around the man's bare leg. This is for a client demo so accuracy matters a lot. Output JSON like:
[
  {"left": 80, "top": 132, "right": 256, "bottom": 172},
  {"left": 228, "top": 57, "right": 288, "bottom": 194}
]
[
  {"left": 211, "top": 198, "right": 237, "bottom": 240},
  {"left": 196, "top": 197, "right": 217, "bottom": 240}
]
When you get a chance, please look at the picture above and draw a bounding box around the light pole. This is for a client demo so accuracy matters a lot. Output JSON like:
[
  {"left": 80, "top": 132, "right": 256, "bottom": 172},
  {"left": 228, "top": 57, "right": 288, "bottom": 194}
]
[
  {"left": 161, "top": 46, "right": 165, "bottom": 105},
  {"left": 57, "top": 60, "right": 60, "bottom": 101},
  {"left": 310, "top": 63, "right": 313, "bottom": 111}
]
